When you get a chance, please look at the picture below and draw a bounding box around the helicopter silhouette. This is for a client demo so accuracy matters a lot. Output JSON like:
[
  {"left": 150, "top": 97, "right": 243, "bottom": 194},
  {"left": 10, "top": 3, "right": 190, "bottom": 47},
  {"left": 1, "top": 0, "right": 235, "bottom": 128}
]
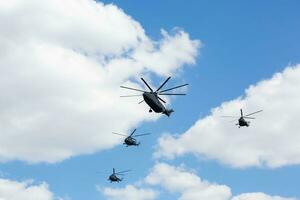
[
  {"left": 222, "top": 109, "right": 263, "bottom": 128},
  {"left": 112, "top": 129, "right": 151, "bottom": 147},
  {"left": 120, "top": 77, "right": 188, "bottom": 117},
  {"left": 108, "top": 168, "right": 131, "bottom": 183}
]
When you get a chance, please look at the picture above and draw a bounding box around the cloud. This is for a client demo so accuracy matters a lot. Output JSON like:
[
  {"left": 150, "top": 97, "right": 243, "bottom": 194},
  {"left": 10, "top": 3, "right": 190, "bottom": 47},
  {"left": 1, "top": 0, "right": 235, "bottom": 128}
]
[
  {"left": 0, "top": 0, "right": 200, "bottom": 163},
  {"left": 132, "top": 29, "right": 200, "bottom": 76},
  {"left": 0, "top": 178, "right": 58, "bottom": 200},
  {"left": 232, "top": 193, "right": 296, "bottom": 200},
  {"left": 145, "top": 163, "right": 231, "bottom": 200},
  {"left": 102, "top": 185, "right": 158, "bottom": 200},
  {"left": 102, "top": 163, "right": 295, "bottom": 200},
  {"left": 155, "top": 64, "right": 300, "bottom": 168}
]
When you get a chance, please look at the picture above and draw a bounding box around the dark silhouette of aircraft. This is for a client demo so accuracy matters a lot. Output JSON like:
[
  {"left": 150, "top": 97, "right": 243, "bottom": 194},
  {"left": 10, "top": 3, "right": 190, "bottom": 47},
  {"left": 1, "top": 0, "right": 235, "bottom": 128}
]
[
  {"left": 222, "top": 109, "right": 263, "bottom": 128},
  {"left": 120, "top": 77, "right": 188, "bottom": 116},
  {"left": 108, "top": 168, "right": 131, "bottom": 183},
  {"left": 112, "top": 129, "right": 151, "bottom": 147}
]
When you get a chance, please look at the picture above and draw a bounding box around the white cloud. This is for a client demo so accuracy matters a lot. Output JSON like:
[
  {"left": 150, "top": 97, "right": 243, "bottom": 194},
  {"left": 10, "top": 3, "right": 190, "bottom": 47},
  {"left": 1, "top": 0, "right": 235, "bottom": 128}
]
[
  {"left": 155, "top": 64, "right": 300, "bottom": 168},
  {"left": 102, "top": 163, "right": 295, "bottom": 200},
  {"left": 232, "top": 193, "right": 296, "bottom": 200},
  {"left": 0, "top": 178, "right": 58, "bottom": 200},
  {"left": 145, "top": 163, "right": 231, "bottom": 200},
  {"left": 133, "top": 29, "right": 200, "bottom": 76},
  {"left": 102, "top": 185, "right": 158, "bottom": 200},
  {"left": 0, "top": 0, "right": 200, "bottom": 163}
]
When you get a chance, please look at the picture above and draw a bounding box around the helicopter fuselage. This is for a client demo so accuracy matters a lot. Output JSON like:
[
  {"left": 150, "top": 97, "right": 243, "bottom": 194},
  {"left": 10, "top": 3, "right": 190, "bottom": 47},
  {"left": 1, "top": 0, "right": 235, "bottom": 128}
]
[
  {"left": 238, "top": 117, "right": 249, "bottom": 127},
  {"left": 124, "top": 137, "right": 139, "bottom": 146},
  {"left": 108, "top": 174, "right": 122, "bottom": 182},
  {"left": 143, "top": 92, "right": 164, "bottom": 112},
  {"left": 143, "top": 92, "right": 173, "bottom": 116}
]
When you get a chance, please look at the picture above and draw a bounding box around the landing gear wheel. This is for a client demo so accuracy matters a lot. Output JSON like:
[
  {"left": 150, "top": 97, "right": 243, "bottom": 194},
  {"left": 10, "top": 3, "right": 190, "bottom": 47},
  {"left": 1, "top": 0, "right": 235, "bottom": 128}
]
[{"left": 149, "top": 109, "right": 152, "bottom": 113}]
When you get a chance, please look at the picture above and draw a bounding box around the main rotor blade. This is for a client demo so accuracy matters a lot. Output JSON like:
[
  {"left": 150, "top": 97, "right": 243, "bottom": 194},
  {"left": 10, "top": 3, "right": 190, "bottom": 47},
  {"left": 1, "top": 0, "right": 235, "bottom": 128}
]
[
  {"left": 120, "top": 95, "right": 143, "bottom": 97},
  {"left": 138, "top": 100, "right": 145, "bottom": 104},
  {"left": 240, "top": 109, "right": 243, "bottom": 117},
  {"left": 134, "top": 133, "right": 151, "bottom": 137},
  {"left": 115, "top": 174, "right": 126, "bottom": 178},
  {"left": 221, "top": 116, "right": 240, "bottom": 118},
  {"left": 112, "top": 132, "right": 128, "bottom": 137},
  {"left": 141, "top": 78, "right": 153, "bottom": 92},
  {"left": 120, "top": 86, "right": 146, "bottom": 93},
  {"left": 159, "top": 83, "right": 189, "bottom": 93},
  {"left": 159, "top": 93, "right": 186, "bottom": 95},
  {"left": 158, "top": 96, "right": 166, "bottom": 103},
  {"left": 130, "top": 129, "right": 137, "bottom": 136},
  {"left": 116, "top": 170, "right": 131, "bottom": 174},
  {"left": 156, "top": 76, "right": 171, "bottom": 92},
  {"left": 245, "top": 110, "right": 263, "bottom": 117},
  {"left": 115, "top": 174, "right": 125, "bottom": 176},
  {"left": 229, "top": 119, "right": 237, "bottom": 122},
  {"left": 244, "top": 117, "right": 255, "bottom": 119}
]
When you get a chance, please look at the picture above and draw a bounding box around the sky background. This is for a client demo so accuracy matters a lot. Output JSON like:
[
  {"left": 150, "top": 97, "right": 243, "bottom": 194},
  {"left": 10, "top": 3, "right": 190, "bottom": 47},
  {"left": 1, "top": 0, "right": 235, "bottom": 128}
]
[{"left": 0, "top": 0, "right": 300, "bottom": 200}]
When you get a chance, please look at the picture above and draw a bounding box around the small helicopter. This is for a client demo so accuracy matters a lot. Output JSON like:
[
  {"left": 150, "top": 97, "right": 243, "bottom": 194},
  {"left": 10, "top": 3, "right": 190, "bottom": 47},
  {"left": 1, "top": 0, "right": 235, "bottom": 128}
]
[
  {"left": 108, "top": 168, "right": 131, "bottom": 183},
  {"left": 222, "top": 109, "right": 263, "bottom": 128},
  {"left": 120, "top": 77, "right": 188, "bottom": 117},
  {"left": 112, "top": 129, "right": 151, "bottom": 147}
]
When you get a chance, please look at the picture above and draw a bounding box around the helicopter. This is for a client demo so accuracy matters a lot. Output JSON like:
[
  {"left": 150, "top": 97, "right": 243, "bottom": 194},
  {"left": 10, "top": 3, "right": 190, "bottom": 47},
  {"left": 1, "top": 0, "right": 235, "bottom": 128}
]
[
  {"left": 222, "top": 109, "right": 263, "bottom": 128},
  {"left": 112, "top": 129, "right": 151, "bottom": 147},
  {"left": 108, "top": 168, "right": 131, "bottom": 183},
  {"left": 120, "top": 77, "right": 188, "bottom": 117}
]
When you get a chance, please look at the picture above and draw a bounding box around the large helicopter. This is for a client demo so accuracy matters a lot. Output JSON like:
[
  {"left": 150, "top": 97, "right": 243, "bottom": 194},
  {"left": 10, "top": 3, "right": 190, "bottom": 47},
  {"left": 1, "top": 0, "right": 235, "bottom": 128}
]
[
  {"left": 112, "top": 129, "right": 151, "bottom": 147},
  {"left": 108, "top": 168, "right": 131, "bottom": 183},
  {"left": 222, "top": 109, "right": 263, "bottom": 128},
  {"left": 120, "top": 77, "right": 188, "bottom": 117}
]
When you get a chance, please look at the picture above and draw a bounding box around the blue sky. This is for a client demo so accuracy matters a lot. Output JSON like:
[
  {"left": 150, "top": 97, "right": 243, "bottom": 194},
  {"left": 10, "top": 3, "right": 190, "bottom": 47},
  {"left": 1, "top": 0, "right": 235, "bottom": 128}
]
[{"left": 0, "top": 0, "right": 300, "bottom": 200}]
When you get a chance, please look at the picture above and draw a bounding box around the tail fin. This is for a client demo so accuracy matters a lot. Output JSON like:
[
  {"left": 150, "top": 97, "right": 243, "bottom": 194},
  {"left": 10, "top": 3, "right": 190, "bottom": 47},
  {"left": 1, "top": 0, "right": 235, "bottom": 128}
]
[{"left": 164, "top": 109, "right": 174, "bottom": 117}]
